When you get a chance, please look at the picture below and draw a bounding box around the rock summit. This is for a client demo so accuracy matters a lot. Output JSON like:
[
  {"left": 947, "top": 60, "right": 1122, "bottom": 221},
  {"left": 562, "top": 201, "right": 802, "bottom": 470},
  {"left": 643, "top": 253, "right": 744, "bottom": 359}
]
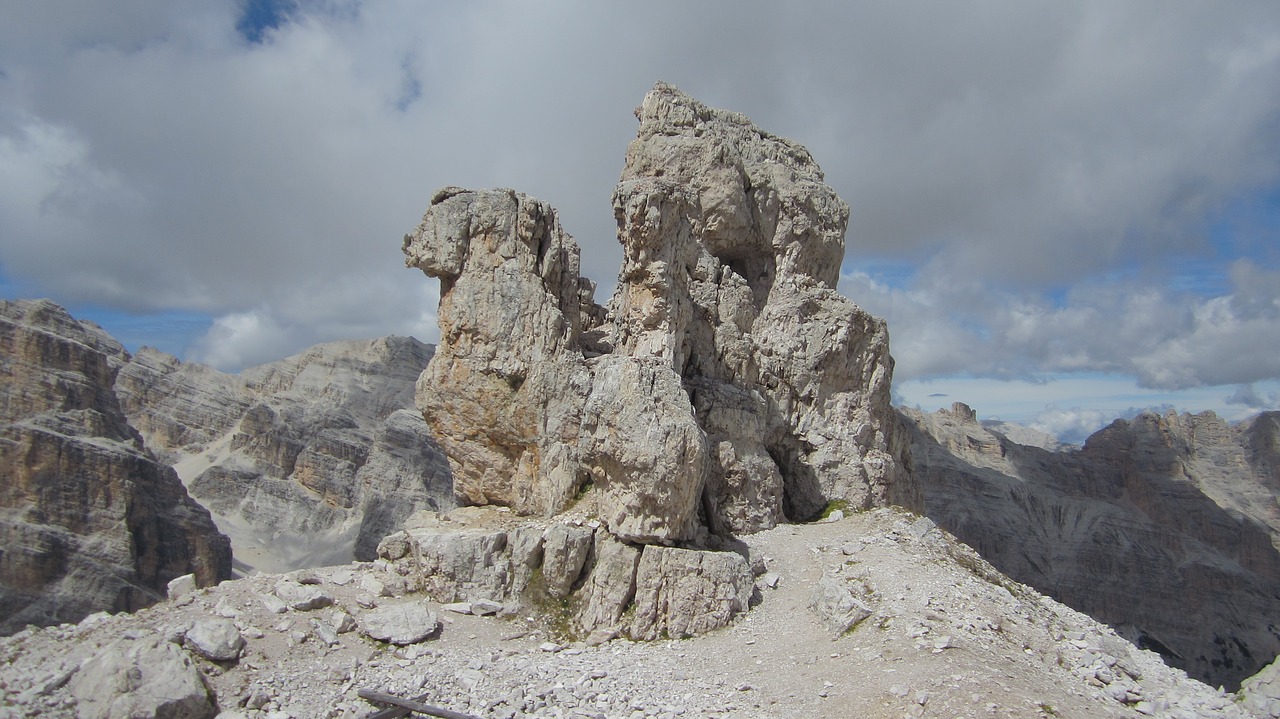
[{"left": 398, "top": 82, "right": 917, "bottom": 638}]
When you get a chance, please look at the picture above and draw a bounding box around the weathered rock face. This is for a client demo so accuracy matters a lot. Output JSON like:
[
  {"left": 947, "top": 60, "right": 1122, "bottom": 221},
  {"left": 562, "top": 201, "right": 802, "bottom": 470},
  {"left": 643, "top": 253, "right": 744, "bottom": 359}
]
[
  {"left": 115, "top": 336, "right": 455, "bottom": 572},
  {"left": 904, "top": 402, "right": 1280, "bottom": 689},
  {"left": 400, "top": 82, "right": 915, "bottom": 642},
  {"left": 376, "top": 508, "right": 753, "bottom": 641},
  {"left": 0, "top": 299, "right": 231, "bottom": 633},
  {"left": 402, "top": 83, "right": 915, "bottom": 551},
  {"left": 614, "top": 84, "right": 913, "bottom": 524},
  {"left": 402, "top": 188, "right": 589, "bottom": 520}
]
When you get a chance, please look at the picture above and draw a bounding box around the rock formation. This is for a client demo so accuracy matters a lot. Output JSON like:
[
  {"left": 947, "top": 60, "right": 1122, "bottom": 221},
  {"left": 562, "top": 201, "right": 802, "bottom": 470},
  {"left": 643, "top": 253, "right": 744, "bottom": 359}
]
[
  {"left": 0, "top": 299, "right": 231, "bottom": 633},
  {"left": 115, "top": 336, "right": 455, "bottom": 572},
  {"left": 399, "top": 82, "right": 915, "bottom": 638},
  {"left": 903, "top": 402, "right": 1280, "bottom": 689},
  {"left": 376, "top": 507, "right": 754, "bottom": 642}
]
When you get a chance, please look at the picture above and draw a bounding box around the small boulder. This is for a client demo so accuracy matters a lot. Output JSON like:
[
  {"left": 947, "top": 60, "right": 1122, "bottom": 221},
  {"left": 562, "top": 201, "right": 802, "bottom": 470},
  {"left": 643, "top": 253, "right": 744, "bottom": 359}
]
[
  {"left": 470, "top": 599, "right": 504, "bottom": 616},
  {"left": 70, "top": 636, "right": 215, "bottom": 719},
  {"left": 167, "top": 574, "right": 198, "bottom": 599},
  {"left": 274, "top": 580, "right": 333, "bottom": 611},
  {"left": 331, "top": 610, "right": 357, "bottom": 634},
  {"left": 359, "top": 603, "right": 441, "bottom": 645},
  {"left": 311, "top": 618, "right": 339, "bottom": 647},
  {"left": 809, "top": 575, "right": 874, "bottom": 635},
  {"left": 441, "top": 602, "right": 474, "bottom": 615},
  {"left": 185, "top": 618, "right": 245, "bottom": 661}
]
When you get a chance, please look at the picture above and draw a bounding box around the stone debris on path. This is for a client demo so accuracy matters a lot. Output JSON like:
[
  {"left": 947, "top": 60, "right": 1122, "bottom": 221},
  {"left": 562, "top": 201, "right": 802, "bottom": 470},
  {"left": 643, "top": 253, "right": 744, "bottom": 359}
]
[{"left": 0, "top": 508, "right": 1269, "bottom": 719}]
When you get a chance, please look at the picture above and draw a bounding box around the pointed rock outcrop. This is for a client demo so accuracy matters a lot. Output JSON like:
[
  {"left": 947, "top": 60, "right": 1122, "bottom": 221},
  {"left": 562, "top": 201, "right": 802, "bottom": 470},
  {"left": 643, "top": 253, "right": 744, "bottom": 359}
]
[
  {"left": 399, "top": 83, "right": 916, "bottom": 638},
  {"left": 403, "top": 83, "right": 915, "bottom": 538}
]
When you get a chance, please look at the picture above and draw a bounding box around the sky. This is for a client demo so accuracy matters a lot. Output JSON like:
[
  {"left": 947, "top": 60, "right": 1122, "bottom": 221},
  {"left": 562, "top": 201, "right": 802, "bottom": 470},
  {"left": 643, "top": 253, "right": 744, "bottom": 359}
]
[{"left": 2, "top": 1, "right": 1279, "bottom": 444}]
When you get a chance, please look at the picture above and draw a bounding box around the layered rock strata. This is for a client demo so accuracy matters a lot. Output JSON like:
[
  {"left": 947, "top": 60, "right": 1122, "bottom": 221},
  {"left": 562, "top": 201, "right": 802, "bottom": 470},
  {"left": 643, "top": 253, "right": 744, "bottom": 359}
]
[
  {"left": 903, "top": 402, "right": 1280, "bottom": 689},
  {"left": 115, "top": 336, "right": 455, "bottom": 572},
  {"left": 376, "top": 507, "right": 753, "bottom": 640},
  {"left": 400, "top": 83, "right": 916, "bottom": 638},
  {"left": 0, "top": 299, "right": 231, "bottom": 633}
]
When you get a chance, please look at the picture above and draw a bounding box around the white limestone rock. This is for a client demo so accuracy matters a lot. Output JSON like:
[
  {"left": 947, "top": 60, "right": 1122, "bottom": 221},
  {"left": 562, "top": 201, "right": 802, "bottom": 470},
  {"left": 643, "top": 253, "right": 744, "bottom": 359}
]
[
  {"left": 629, "top": 546, "right": 754, "bottom": 640},
  {"left": 580, "top": 356, "right": 708, "bottom": 544},
  {"left": 403, "top": 188, "right": 590, "bottom": 519},
  {"left": 184, "top": 618, "right": 244, "bottom": 661},
  {"left": 358, "top": 602, "right": 440, "bottom": 645},
  {"left": 273, "top": 580, "right": 332, "bottom": 612},
  {"left": 401, "top": 82, "right": 915, "bottom": 550},
  {"left": 70, "top": 635, "right": 215, "bottom": 719},
  {"left": 809, "top": 575, "right": 874, "bottom": 636},
  {"left": 539, "top": 523, "right": 594, "bottom": 598},
  {"left": 395, "top": 83, "right": 919, "bottom": 643}
]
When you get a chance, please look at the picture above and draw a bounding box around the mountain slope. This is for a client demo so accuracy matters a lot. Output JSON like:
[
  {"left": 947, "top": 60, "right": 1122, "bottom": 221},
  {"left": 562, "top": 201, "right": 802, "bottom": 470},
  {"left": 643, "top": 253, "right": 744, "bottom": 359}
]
[
  {"left": 115, "top": 335, "right": 455, "bottom": 573},
  {"left": 0, "top": 299, "right": 231, "bottom": 633},
  {"left": 0, "top": 507, "right": 1258, "bottom": 718},
  {"left": 903, "top": 402, "right": 1280, "bottom": 689}
]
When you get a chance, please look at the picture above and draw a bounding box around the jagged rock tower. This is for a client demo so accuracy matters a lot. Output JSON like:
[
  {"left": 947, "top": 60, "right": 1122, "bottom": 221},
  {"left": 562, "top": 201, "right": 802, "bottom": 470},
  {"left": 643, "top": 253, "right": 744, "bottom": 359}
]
[{"left": 395, "top": 83, "right": 916, "bottom": 636}]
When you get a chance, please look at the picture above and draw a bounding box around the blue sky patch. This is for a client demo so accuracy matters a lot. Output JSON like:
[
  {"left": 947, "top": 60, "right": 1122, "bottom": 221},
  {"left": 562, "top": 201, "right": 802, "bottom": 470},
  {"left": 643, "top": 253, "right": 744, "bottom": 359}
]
[
  {"left": 237, "top": 0, "right": 298, "bottom": 44},
  {"left": 68, "top": 305, "right": 213, "bottom": 359}
]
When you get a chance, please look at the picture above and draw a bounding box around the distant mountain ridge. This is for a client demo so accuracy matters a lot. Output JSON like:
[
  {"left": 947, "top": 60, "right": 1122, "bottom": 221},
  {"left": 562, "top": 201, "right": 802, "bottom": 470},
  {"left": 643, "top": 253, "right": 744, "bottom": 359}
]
[
  {"left": 903, "top": 401, "right": 1280, "bottom": 689},
  {"left": 114, "top": 333, "right": 456, "bottom": 574},
  {"left": 0, "top": 299, "right": 231, "bottom": 632},
  {"left": 0, "top": 297, "right": 455, "bottom": 637}
]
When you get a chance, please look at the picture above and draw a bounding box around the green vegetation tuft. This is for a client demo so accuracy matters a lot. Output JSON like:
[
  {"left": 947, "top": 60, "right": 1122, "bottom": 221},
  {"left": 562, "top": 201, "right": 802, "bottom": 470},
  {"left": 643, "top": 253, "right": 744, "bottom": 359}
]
[
  {"left": 818, "top": 499, "right": 850, "bottom": 520},
  {"left": 525, "top": 567, "right": 583, "bottom": 643}
]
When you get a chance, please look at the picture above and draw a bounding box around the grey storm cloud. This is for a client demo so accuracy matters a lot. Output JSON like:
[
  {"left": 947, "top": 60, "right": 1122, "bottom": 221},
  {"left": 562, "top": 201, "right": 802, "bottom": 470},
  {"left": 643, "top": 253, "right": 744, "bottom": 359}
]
[{"left": 1, "top": 0, "right": 1279, "bottom": 378}]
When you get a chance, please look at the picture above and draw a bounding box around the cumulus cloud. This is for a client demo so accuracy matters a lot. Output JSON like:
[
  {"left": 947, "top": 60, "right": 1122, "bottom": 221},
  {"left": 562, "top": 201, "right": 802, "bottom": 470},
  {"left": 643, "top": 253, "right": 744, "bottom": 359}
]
[
  {"left": 1226, "top": 384, "right": 1280, "bottom": 411},
  {"left": 1, "top": 0, "right": 1278, "bottom": 391},
  {"left": 1027, "top": 407, "right": 1119, "bottom": 446},
  {"left": 188, "top": 273, "right": 439, "bottom": 371},
  {"left": 840, "top": 257, "right": 1280, "bottom": 390}
]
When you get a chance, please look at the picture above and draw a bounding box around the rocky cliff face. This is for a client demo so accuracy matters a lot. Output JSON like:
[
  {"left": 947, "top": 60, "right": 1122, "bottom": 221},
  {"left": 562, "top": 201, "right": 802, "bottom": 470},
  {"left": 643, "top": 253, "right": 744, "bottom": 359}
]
[
  {"left": 0, "top": 299, "right": 231, "bottom": 633},
  {"left": 903, "top": 402, "right": 1280, "bottom": 689},
  {"left": 399, "top": 82, "right": 914, "bottom": 637},
  {"left": 115, "top": 336, "right": 455, "bottom": 573}
]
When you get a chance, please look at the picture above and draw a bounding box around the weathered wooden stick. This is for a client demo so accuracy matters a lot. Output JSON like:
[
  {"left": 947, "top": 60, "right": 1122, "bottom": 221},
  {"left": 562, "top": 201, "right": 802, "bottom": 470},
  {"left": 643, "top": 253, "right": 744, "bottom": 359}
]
[{"left": 359, "top": 689, "right": 484, "bottom": 719}]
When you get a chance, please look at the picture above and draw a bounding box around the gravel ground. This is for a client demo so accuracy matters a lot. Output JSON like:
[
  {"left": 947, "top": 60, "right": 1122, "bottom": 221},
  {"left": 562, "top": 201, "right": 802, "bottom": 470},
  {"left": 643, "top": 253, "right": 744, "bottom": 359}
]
[{"left": 0, "top": 508, "right": 1254, "bottom": 719}]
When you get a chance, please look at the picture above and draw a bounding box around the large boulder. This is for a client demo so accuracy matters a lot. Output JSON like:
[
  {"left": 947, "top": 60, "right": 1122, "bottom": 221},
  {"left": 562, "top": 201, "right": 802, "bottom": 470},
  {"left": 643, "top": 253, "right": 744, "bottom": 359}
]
[
  {"left": 377, "top": 508, "right": 752, "bottom": 640},
  {"left": 69, "top": 635, "right": 216, "bottom": 719}
]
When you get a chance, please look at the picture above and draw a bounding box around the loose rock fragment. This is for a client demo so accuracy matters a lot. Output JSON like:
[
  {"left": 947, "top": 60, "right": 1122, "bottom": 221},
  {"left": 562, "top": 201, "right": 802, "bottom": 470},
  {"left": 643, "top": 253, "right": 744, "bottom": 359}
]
[
  {"left": 184, "top": 618, "right": 245, "bottom": 661},
  {"left": 359, "top": 603, "right": 441, "bottom": 645}
]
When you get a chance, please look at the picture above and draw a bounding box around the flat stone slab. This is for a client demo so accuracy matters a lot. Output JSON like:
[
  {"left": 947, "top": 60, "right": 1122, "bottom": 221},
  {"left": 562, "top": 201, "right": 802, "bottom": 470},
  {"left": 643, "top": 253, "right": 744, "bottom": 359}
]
[{"left": 359, "top": 603, "right": 440, "bottom": 645}]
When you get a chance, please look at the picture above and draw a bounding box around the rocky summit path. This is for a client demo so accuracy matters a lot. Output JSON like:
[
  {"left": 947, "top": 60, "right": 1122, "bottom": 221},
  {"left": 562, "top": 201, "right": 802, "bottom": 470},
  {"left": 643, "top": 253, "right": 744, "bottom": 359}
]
[{"left": 0, "top": 509, "right": 1260, "bottom": 719}]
